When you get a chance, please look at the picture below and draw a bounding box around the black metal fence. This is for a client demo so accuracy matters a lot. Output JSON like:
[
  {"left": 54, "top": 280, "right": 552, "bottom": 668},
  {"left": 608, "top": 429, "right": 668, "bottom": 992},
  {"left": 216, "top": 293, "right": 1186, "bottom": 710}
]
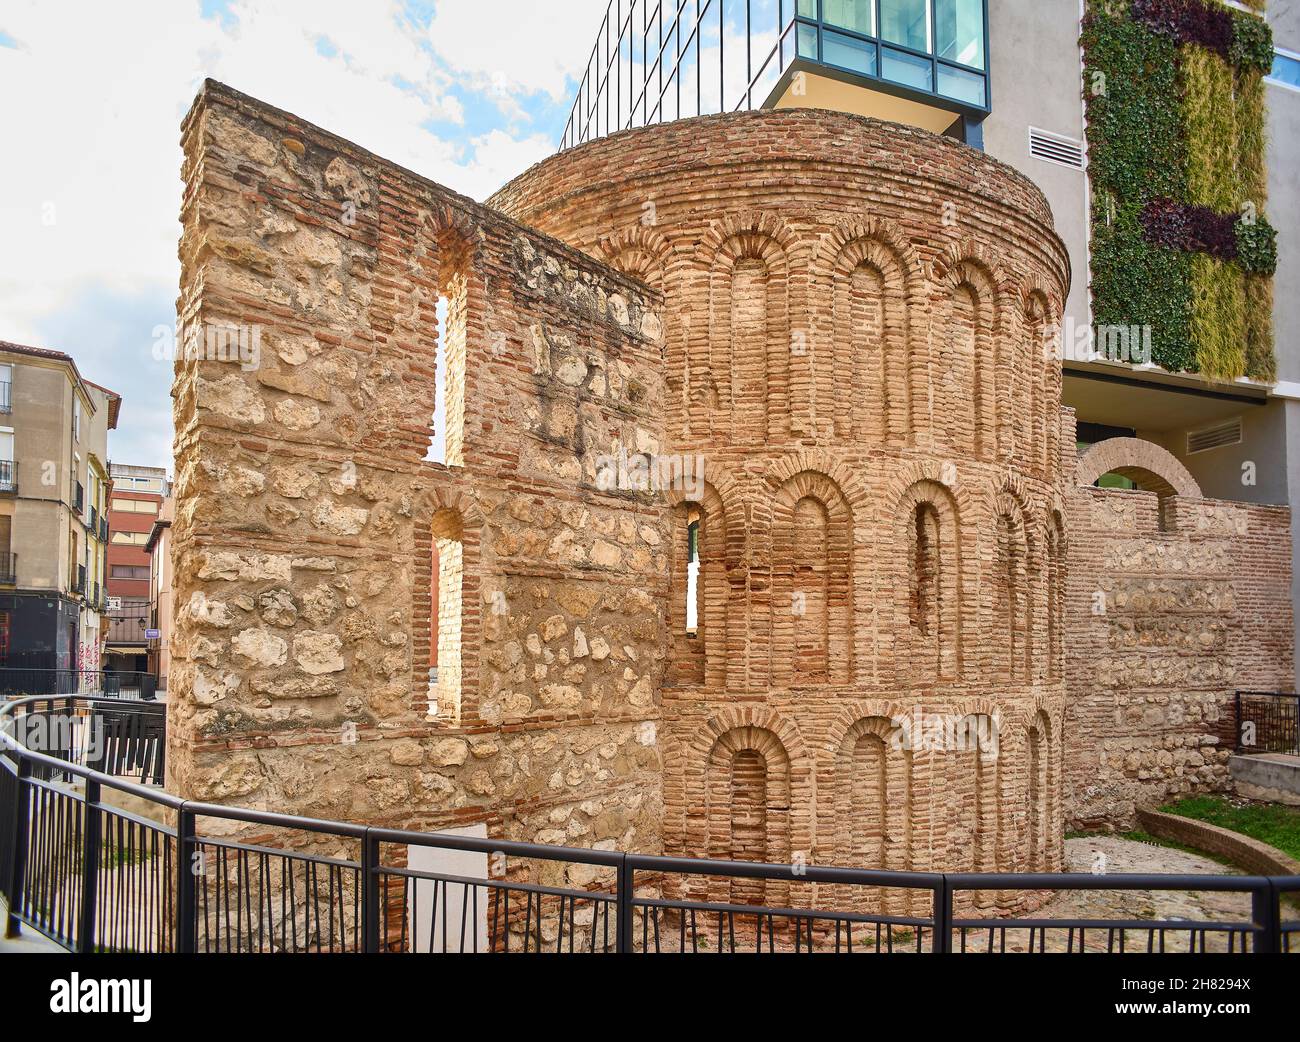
[
  {"left": 1235, "top": 691, "right": 1300, "bottom": 756},
  {"left": 2, "top": 695, "right": 1298, "bottom": 954},
  {"left": 0, "top": 668, "right": 158, "bottom": 701}
]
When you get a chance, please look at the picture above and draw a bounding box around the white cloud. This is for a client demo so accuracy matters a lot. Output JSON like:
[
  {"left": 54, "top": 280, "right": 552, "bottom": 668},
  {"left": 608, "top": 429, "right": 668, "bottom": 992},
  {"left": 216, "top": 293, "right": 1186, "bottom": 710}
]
[{"left": 427, "top": 0, "right": 609, "bottom": 103}]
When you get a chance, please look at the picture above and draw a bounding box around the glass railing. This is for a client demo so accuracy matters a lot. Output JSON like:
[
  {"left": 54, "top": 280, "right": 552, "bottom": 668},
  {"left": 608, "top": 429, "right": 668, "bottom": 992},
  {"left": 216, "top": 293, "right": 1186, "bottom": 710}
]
[{"left": 559, "top": 0, "right": 989, "bottom": 150}]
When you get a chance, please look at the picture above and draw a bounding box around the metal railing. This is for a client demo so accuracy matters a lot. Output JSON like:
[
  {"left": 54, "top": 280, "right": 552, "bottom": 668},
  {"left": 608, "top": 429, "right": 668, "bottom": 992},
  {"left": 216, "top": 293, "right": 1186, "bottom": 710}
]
[
  {"left": 0, "top": 552, "right": 13, "bottom": 585},
  {"left": 558, "top": 0, "right": 991, "bottom": 151},
  {"left": 0, "top": 668, "right": 158, "bottom": 701},
  {"left": 2, "top": 696, "right": 1297, "bottom": 954},
  {"left": 1235, "top": 691, "right": 1300, "bottom": 756},
  {"left": 105, "top": 602, "right": 151, "bottom": 646},
  {"left": 0, "top": 460, "right": 14, "bottom": 494}
]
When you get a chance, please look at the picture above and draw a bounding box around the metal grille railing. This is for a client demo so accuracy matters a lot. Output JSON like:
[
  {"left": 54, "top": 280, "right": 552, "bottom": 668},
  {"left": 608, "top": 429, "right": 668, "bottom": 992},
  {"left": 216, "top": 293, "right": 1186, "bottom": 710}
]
[
  {"left": 2, "top": 695, "right": 1298, "bottom": 954},
  {"left": 1235, "top": 691, "right": 1300, "bottom": 756}
]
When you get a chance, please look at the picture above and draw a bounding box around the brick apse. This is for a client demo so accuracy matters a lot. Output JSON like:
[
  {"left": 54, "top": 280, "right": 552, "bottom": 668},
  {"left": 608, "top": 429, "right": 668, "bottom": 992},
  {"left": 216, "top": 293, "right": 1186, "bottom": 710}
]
[{"left": 169, "top": 83, "right": 1294, "bottom": 914}]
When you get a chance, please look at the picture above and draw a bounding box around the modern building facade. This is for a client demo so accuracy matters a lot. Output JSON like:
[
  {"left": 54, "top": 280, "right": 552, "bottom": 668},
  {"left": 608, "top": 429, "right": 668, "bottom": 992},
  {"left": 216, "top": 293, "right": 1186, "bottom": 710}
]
[
  {"left": 0, "top": 340, "right": 117, "bottom": 676},
  {"left": 560, "top": 0, "right": 1300, "bottom": 678},
  {"left": 104, "top": 463, "right": 169, "bottom": 676}
]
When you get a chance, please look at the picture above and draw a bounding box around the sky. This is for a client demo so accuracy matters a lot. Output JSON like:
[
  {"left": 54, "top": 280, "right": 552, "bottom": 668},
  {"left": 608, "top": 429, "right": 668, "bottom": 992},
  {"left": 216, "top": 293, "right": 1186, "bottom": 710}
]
[{"left": 0, "top": 0, "right": 609, "bottom": 470}]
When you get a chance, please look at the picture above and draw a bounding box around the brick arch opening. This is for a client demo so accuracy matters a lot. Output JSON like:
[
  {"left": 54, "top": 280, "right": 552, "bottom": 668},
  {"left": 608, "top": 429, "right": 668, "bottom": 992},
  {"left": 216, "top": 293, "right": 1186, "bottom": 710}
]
[
  {"left": 667, "top": 482, "right": 730, "bottom": 689},
  {"left": 1045, "top": 510, "right": 1066, "bottom": 681},
  {"left": 1022, "top": 289, "right": 1058, "bottom": 475},
  {"left": 703, "top": 227, "right": 791, "bottom": 442},
  {"left": 832, "top": 715, "right": 913, "bottom": 915},
  {"left": 950, "top": 713, "right": 1000, "bottom": 881},
  {"left": 1075, "top": 437, "right": 1202, "bottom": 501},
  {"left": 828, "top": 237, "right": 913, "bottom": 443},
  {"left": 896, "top": 480, "right": 962, "bottom": 683},
  {"left": 935, "top": 259, "right": 999, "bottom": 459},
  {"left": 993, "top": 490, "right": 1034, "bottom": 683},
  {"left": 771, "top": 471, "right": 853, "bottom": 686},
  {"left": 705, "top": 725, "right": 792, "bottom": 905},
  {"left": 1026, "top": 709, "right": 1053, "bottom": 872}
]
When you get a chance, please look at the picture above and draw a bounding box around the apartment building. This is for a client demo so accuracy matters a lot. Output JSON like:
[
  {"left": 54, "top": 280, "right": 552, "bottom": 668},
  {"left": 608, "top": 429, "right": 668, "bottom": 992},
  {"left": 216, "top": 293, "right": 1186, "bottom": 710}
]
[
  {"left": 0, "top": 340, "right": 118, "bottom": 673},
  {"left": 144, "top": 494, "right": 173, "bottom": 692},
  {"left": 104, "top": 463, "right": 169, "bottom": 676},
  {"left": 560, "top": 0, "right": 1300, "bottom": 676}
]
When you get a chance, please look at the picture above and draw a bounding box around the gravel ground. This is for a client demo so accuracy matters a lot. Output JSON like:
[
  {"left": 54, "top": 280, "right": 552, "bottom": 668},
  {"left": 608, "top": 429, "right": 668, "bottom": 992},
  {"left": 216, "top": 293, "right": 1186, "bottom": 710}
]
[{"left": 952, "top": 836, "right": 1256, "bottom": 954}]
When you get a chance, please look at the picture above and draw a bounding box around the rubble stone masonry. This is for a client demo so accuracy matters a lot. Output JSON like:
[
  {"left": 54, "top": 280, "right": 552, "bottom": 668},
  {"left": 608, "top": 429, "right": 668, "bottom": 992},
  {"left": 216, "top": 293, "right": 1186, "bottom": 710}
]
[{"left": 172, "top": 82, "right": 667, "bottom": 864}]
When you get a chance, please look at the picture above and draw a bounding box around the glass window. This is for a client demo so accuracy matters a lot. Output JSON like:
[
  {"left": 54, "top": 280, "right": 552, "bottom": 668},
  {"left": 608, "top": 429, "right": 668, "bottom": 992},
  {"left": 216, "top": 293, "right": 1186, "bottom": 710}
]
[
  {"left": 797, "top": 0, "right": 817, "bottom": 17},
  {"left": 938, "top": 62, "right": 986, "bottom": 106},
  {"left": 935, "top": 0, "right": 984, "bottom": 69},
  {"left": 882, "top": 45, "right": 933, "bottom": 90},
  {"left": 797, "top": 21, "right": 819, "bottom": 60},
  {"left": 880, "top": 0, "right": 930, "bottom": 53},
  {"left": 1268, "top": 51, "right": 1300, "bottom": 89},
  {"left": 823, "top": 30, "right": 876, "bottom": 75},
  {"left": 823, "top": 0, "right": 874, "bottom": 36}
]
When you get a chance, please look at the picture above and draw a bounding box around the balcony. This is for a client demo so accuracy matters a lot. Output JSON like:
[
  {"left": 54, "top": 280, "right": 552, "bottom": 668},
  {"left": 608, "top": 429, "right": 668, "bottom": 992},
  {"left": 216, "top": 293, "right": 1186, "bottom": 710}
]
[
  {"left": 561, "top": 0, "right": 990, "bottom": 150},
  {"left": 0, "top": 460, "right": 14, "bottom": 494},
  {"left": 0, "top": 552, "right": 14, "bottom": 584},
  {"left": 100, "top": 516, "right": 108, "bottom": 542},
  {"left": 73, "top": 481, "right": 84, "bottom": 513},
  {"left": 70, "top": 564, "right": 85, "bottom": 596},
  {"left": 89, "top": 504, "right": 98, "bottom": 533}
]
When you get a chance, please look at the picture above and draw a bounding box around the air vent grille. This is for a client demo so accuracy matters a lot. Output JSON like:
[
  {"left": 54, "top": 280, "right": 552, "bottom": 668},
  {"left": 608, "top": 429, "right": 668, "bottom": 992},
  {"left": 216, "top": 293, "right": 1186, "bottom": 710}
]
[
  {"left": 1029, "top": 127, "right": 1085, "bottom": 169},
  {"left": 1187, "top": 417, "right": 1243, "bottom": 454}
]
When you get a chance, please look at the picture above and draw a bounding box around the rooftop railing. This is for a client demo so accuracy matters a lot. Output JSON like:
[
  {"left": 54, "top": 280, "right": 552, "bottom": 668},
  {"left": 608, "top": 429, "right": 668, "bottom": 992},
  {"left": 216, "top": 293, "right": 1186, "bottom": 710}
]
[
  {"left": 559, "top": 0, "right": 991, "bottom": 151},
  {"left": 2, "top": 694, "right": 1297, "bottom": 954}
]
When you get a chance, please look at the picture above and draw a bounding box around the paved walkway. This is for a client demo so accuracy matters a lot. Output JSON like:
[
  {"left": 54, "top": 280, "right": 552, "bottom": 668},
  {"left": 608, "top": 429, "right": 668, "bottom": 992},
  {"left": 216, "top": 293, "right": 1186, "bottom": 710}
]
[{"left": 0, "top": 896, "right": 62, "bottom": 953}]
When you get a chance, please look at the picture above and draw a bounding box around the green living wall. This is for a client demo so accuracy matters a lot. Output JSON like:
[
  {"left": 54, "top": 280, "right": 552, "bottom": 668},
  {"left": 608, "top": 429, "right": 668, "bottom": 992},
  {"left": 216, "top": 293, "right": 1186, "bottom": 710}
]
[{"left": 1082, "top": 0, "right": 1276, "bottom": 381}]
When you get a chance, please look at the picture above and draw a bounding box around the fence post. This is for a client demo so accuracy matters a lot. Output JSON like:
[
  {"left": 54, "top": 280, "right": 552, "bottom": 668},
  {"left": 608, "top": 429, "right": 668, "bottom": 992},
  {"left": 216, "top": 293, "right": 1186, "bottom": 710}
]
[
  {"left": 78, "top": 777, "right": 101, "bottom": 953},
  {"left": 1252, "top": 881, "right": 1280, "bottom": 954},
  {"left": 3, "top": 756, "right": 31, "bottom": 938},
  {"left": 175, "top": 805, "right": 196, "bottom": 953},
  {"left": 361, "top": 831, "right": 380, "bottom": 953},
  {"left": 615, "top": 855, "right": 634, "bottom": 953},
  {"left": 932, "top": 878, "right": 953, "bottom": 953},
  {"left": 1234, "top": 691, "right": 1241, "bottom": 752}
]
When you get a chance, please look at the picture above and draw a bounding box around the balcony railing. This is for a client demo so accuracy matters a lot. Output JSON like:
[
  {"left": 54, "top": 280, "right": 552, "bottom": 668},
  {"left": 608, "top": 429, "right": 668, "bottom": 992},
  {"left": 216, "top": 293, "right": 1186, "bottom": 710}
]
[
  {"left": 100, "top": 516, "right": 109, "bottom": 542},
  {"left": 105, "top": 602, "right": 151, "bottom": 645},
  {"left": 71, "top": 565, "right": 85, "bottom": 595},
  {"left": 1, "top": 694, "right": 1297, "bottom": 955},
  {"left": 559, "top": 0, "right": 990, "bottom": 151},
  {"left": 0, "top": 552, "right": 14, "bottom": 584},
  {"left": 73, "top": 481, "right": 84, "bottom": 513},
  {"left": 0, "top": 460, "right": 14, "bottom": 494}
]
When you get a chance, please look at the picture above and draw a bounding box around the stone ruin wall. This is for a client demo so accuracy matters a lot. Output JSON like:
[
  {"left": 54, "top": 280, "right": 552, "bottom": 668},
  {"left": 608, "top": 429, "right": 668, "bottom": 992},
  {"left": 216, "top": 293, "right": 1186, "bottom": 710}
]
[
  {"left": 170, "top": 82, "right": 1297, "bottom": 909},
  {"left": 492, "top": 108, "right": 1074, "bottom": 907},
  {"left": 1063, "top": 438, "right": 1295, "bottom": 830},
  {"left": 170, "top": 82, "right": 668, "bottom": 871}
]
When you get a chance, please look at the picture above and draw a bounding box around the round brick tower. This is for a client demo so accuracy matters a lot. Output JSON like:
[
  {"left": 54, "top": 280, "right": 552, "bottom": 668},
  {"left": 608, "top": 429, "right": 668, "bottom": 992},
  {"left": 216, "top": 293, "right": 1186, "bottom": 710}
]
[{"left": 492, "top": 109, "right": 1071, "bottom": 907}]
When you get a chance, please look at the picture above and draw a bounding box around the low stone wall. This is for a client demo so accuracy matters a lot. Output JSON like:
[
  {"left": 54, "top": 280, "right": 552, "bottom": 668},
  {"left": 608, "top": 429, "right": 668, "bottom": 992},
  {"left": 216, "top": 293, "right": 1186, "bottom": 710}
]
[
  {"left": 1230, "top": 753, "right": 1300, "bottom": 807},
  {"left": 1065, "top": 481, "right": 1295, "bottom": 830},
  {"left": 1136, "top": 807, "right": 1300, "bottom": 876}
]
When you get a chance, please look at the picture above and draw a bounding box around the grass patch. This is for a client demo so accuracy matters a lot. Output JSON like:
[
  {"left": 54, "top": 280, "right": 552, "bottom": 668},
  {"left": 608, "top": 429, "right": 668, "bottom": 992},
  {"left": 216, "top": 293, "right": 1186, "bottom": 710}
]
[{"left": 1159, "top": 795, "right": 1300, "bottom": 862}]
